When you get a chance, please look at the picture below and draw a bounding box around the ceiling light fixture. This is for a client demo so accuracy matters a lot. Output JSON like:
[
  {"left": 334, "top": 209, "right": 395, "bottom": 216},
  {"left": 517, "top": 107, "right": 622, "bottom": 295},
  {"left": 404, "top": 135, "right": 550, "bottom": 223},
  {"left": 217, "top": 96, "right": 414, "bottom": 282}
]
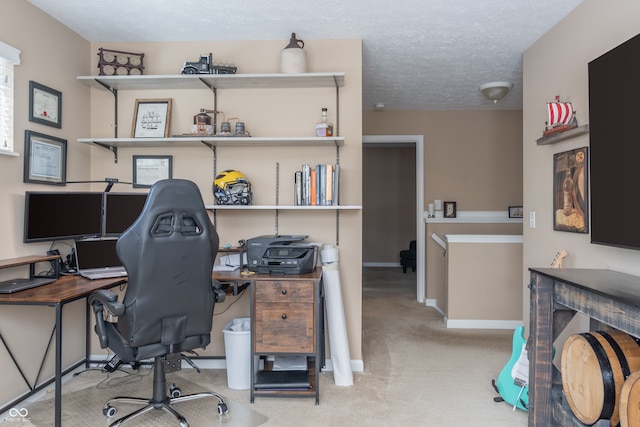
[
  {"left": 374, "top": 102, "right": 386, "bottom": 111},
  {"left": 479, "top": 82, "right": 513, "bottom": 103}
]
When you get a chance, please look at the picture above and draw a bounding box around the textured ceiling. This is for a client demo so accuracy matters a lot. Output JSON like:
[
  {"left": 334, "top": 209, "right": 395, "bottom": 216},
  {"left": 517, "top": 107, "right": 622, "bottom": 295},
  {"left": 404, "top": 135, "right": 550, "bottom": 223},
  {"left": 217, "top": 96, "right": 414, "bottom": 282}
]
[{"left": 27, "top": 0, "right": 582, "bottom": 111}]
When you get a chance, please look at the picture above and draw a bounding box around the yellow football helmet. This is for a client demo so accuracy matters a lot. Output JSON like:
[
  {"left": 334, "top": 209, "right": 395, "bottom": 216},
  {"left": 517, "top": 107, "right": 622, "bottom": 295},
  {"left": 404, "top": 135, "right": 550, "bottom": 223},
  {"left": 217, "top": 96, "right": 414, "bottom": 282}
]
[{"left": 213, "top": 169, "right": 252, "bottom": 205}]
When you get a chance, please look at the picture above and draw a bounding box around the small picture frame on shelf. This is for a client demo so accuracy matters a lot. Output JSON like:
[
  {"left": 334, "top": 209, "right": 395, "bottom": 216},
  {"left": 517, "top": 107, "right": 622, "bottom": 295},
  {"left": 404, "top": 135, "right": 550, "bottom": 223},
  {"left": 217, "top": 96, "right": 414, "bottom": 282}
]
[
  {"left": 133, "top": 155, "right": 172, "bottom": 188},
  {"left": 29, "top": 81, "right": 62, "bottom": 129},
  {"left": 509, "top": 206, "right": 524, "bottom": 218},
  {"left": 23, "top": 130, "right": 67, "bottom": 185},
  {"left": 131, "top": 99, "right": 172, "bottom": 138},
  {"left": 444, "top": 201, "right": 456, "bottom": 218}
]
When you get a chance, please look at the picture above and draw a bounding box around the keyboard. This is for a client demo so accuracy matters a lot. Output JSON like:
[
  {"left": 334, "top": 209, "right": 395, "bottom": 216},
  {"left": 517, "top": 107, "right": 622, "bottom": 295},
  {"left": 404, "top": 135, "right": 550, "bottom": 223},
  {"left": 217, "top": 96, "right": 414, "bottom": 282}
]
[
  {"left": 0, "top": 277, "right": 56, "bottom": 294},
  {"left": 80, "top": 267, "right": 127, "bottom": 280}
]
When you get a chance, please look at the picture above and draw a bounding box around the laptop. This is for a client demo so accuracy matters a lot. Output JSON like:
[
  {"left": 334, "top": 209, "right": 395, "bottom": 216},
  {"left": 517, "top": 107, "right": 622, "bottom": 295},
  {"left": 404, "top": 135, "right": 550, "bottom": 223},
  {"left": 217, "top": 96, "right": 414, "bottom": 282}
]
[{"left": 74, "top": 238, "right": 127, "bottom": 280}]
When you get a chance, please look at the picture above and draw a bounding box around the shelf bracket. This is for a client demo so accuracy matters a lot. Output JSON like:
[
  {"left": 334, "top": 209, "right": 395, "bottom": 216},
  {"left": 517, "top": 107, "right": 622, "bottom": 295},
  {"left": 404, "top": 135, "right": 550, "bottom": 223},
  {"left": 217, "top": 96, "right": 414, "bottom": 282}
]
[
  {"left": 211, "top": 145, "right": 218, "bottom": 228},
  {"left": 199, "top": 78, "right": 218, "bottom": 131},
  {"left": 95, "top": 80, "right": 119, "bottom": 139},
  {"left": 93, "top": 141, "right": 119, "bottom": 163}
]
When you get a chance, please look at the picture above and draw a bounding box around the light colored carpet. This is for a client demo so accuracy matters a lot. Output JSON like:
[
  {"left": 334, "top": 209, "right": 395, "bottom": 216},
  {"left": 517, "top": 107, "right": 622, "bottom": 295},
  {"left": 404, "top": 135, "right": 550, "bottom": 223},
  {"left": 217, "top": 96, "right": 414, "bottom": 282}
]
[
  {"left": 1, "top": 369, "right": 267, "bottom": 427},
  {"left": 1, "top": 267, "right": 528, "bottom": 426}
]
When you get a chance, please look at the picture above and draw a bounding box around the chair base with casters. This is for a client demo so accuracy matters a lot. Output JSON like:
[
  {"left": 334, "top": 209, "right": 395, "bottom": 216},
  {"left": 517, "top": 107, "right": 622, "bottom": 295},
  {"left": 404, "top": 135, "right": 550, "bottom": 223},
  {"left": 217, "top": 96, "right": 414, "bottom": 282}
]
[
  {"left": 102, "top": 355, "right": 228, "bottom": 427},
  {"left": 399, "top": 240, "right": 417, "bottom": 273}
]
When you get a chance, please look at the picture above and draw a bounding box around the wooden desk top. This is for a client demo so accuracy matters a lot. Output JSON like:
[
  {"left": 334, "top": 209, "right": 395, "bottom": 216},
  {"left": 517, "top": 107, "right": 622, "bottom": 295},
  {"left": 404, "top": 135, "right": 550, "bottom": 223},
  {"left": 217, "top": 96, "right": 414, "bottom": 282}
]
[
  {"left": 0, "top": 275, "right": 127, "bottom": 304},
  {"left": 0, "top": 254, "right": 60, "bottom": 269},
  {"left": 213, "top": 268, "right": 322, "bottom": 282}
]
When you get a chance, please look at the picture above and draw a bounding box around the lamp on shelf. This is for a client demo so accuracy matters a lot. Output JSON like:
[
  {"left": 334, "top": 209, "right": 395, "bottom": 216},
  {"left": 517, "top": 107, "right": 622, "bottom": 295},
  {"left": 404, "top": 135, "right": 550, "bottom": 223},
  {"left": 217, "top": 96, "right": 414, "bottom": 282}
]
[{"left": 479, "top": 81, "right": 513, "bottom": 103}]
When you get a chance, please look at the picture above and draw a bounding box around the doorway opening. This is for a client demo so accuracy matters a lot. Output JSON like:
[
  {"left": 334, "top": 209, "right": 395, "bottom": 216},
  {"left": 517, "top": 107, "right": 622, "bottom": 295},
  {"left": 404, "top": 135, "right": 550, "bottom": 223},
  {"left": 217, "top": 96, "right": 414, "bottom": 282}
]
[{"left": 362, "top": 135, "right": 425, "bottom": 302}]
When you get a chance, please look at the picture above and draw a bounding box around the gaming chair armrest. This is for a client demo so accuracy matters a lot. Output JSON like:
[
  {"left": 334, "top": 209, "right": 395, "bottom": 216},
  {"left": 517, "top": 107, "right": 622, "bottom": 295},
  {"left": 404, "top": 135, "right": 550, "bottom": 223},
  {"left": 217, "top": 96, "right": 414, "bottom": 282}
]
[
  {"left": 88, "top": 290, "right": 125, "bottom": 349},
  {"left": 212, "top": 280, "right": 226, "bottom": 303}
]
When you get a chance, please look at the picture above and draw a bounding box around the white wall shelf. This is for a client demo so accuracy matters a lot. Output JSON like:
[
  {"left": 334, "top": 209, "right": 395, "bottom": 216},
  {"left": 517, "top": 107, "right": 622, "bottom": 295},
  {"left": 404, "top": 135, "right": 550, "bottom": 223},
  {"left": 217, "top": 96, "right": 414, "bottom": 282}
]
[
  {"left": 424, "top": 210, "right": 523, "bottom": 224},
  {"left": 77, "top": 72, "right": 345, "bottom": 91},
  {"left": 78, "top": 136, "right": 344, "bottom": 151},
  {"left": 206, "top": 205, "right": 361, "bottom": 210},
  {"left": 78, "top": 71, "right": 350, "bottom": 244}
]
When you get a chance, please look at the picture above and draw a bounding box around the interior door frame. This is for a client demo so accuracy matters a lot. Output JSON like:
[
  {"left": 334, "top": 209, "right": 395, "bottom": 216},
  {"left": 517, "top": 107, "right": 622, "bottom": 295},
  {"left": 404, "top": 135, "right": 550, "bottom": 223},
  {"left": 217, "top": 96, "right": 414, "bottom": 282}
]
[{"left": 363, "top": 135, "right": 425, "bottom": 303}]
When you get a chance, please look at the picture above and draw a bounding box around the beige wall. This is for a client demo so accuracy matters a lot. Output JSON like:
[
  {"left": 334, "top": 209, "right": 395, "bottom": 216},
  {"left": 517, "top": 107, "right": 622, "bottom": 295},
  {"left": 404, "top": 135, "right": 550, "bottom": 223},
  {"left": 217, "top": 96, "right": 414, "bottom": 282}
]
[
  {"left": 446, "top": 240, "right": 523, "bottom": 322},
  {"left": 522, "top": 0, "right": 640, "bottom": 330},
  {"left": 427, "top": 222, "right": 522, "bottom": 313},
  {"left": 364, "top": 110, "right": 523, "bottom": 211},
  {"left": 362, "top": 146, "right": 416, "bottom": 263},
  {"left": 84, "top": 39, "right": 363, "bottom": 360},
  {"left": 0, "top": 0, "right": 92, "bottom": 408},
  {"left": 1, "top": 0, "right": 363, "bottom": 409},
  {"left": 363, "top": 110, "right": 524, "bottom": 309}
]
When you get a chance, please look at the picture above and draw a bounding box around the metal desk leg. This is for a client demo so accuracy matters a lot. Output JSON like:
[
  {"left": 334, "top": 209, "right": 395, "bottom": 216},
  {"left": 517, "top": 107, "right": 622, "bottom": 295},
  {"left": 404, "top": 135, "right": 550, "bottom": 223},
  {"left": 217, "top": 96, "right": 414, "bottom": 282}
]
[{"left": 55, "top": 303, "right": 62, "bottom": 427}]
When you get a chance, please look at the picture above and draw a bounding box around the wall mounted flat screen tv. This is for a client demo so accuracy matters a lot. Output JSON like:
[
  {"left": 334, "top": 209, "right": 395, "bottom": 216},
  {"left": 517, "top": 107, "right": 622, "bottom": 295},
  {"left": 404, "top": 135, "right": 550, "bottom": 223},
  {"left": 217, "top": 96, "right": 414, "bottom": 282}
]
[
  {"left": 102, "top": 192, "right": 147, "bottom": 236},
  {"left": 589, "top": 32, "right": 640, "bottom": 250},
  {"left": 24, "top": 192, "right": 104, "bottom": 243}
]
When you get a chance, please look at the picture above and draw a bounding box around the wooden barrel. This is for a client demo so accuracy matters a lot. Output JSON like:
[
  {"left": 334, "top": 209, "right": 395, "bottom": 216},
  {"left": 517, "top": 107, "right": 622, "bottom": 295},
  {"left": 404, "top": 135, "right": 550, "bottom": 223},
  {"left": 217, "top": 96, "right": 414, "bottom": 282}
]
[
  {"left": 561, "top": 330, "right": 640, "bottom": 427},
  {"left": 620, "top": 371, "right": 640, "bottom": 427}
]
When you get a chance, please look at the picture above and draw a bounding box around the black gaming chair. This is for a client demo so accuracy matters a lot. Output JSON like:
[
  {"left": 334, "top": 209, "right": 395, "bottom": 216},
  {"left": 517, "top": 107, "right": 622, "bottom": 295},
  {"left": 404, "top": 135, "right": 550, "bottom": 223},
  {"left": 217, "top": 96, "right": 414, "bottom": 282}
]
[{"left": 89, "top": 179, "right": 228, "bottom": 426}]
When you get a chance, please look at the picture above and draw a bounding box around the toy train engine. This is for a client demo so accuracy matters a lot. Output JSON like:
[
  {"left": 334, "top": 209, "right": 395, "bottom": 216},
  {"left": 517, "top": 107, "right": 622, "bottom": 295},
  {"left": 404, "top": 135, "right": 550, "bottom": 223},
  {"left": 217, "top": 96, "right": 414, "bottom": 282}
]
[{"left": 180, "top": 53, "right": 237, "bottom": 75}]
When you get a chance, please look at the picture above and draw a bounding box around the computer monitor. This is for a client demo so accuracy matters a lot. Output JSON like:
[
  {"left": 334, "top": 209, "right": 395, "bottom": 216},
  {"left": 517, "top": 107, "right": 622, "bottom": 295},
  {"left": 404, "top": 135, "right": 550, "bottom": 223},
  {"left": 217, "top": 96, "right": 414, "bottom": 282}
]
[
  {"left": 24, "top": 192, "right": 104, "bottom": 243},
  {"left": 102, "top": 192, "right": 147, "bottom": 236}
]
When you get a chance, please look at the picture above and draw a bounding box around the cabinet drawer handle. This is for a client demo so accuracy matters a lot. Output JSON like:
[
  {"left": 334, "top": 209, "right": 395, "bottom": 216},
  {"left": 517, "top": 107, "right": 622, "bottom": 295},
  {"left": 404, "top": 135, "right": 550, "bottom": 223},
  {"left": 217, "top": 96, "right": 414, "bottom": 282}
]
[
  {"left": 281, "top": 289, "right": 287, "bottom": 295},
  {"left": 281, "top": 314, "right": 287, "bottom": 320}
]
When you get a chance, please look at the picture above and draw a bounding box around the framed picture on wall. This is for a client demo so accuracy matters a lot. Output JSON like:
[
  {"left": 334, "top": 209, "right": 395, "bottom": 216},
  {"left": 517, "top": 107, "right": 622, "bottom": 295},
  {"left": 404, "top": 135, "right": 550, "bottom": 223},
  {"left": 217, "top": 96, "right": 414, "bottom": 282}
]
[
  {"left": 131, "top": 98, "right": 172, "bottom": 138},
  {"left": 444, "top": 201, "right": 456, "bottom": 218},
  {"left": 509, "top": 206, "right": 524, "bottom": 218},
  {"left": 23, "top": 130, "right": 67, "bottom": 185},
  {"left": 29, "top": 81, "right": 62, "bottom": 128},
  {"left": 553, "top": 147, "right": 588, "bottom": 233},
  {"left": 133, "top": 155, "right": 172, "bottom": 188}
]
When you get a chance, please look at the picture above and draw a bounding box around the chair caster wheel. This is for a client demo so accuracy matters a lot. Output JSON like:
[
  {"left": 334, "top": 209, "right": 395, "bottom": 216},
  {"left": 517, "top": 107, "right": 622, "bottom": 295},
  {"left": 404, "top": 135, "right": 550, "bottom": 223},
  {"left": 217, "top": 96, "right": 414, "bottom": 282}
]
[
  {"left": 169, "top": 384, "right": 182, "bottom": 398},
  {"left": 218, "top": 402, "right": 228, "bottom": 415},
  {"left": 103, "top": 405, "right": 117, "bottom": 417}
]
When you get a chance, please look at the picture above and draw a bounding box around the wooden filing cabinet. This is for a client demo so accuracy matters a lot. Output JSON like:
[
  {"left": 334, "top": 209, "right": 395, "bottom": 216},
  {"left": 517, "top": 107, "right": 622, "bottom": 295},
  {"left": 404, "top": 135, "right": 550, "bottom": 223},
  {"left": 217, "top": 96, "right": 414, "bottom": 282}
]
[{"left": 250, "top": 269, "right": 324, "bottom": 403}]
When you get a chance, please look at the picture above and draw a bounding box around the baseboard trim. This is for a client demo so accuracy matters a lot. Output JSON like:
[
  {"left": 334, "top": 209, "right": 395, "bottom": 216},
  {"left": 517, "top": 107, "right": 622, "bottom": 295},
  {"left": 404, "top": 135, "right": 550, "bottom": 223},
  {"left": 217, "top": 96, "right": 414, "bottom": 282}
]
[
  {"left": 323, "top": 359, "right": 364, "bottom": 373},
  {"left": 362, "top": 262, "right": 400, "bottom": 267},
  {"left": 444, "top": 319, "right": 523, "bottom": 329},
  {"left": 425, "top": 299, "right": 445, "bottom": 316}
]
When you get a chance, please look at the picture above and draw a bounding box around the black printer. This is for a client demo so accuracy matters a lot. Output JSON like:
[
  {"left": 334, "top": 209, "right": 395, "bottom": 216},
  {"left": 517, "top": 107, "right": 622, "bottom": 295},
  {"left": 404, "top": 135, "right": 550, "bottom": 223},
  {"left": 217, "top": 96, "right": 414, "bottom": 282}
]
[{"left": 246, "top": 235, "right": 317, "bottom": 275}]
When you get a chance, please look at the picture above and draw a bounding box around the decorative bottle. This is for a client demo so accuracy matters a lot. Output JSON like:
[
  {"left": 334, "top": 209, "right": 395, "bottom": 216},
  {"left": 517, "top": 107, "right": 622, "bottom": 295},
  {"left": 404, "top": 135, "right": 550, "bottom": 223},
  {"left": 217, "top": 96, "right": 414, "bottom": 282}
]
[
  {"left": 563, "top": 170, "right": 574, "bottom": 215},
  {"left": 315, "top": 107, "right": 334, "bottom": 137}
]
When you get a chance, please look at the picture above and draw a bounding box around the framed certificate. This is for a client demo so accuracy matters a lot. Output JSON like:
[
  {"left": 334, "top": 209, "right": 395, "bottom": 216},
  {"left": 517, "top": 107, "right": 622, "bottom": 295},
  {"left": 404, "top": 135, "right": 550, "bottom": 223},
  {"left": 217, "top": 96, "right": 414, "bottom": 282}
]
[
  {"left": 133, "top": 155, "right": 173, "bottom": 188},
  {"left": 29, "top": 81, "right": 62, "bottom": 128},
  {"left": 23, "top": 130, "right": 67, "bottom": 185}
]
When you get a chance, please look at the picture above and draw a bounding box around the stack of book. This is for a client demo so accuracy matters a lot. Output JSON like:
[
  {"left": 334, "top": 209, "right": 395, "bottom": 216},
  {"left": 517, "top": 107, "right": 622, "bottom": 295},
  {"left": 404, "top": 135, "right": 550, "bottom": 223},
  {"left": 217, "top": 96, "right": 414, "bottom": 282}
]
[{"left": 294, "top": 163, "right": 340, "bottom": 206}]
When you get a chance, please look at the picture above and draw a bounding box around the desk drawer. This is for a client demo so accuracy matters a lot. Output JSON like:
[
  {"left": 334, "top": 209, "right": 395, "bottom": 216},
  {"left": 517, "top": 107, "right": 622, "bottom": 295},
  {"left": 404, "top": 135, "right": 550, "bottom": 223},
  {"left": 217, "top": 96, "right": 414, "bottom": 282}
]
[
  {"left": 254, "top": 302, "right": 315, "bottom": 353},
  {"left": 254, "top": 280, "right": 314, "bottom": 303}
]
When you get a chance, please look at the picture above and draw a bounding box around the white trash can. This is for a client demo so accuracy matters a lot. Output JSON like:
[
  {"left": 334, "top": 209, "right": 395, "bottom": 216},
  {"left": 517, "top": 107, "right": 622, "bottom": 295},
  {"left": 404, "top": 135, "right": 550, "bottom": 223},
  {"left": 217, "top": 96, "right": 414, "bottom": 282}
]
[{"left": 222, "top": 317, "right": 251, "bottom": 390}]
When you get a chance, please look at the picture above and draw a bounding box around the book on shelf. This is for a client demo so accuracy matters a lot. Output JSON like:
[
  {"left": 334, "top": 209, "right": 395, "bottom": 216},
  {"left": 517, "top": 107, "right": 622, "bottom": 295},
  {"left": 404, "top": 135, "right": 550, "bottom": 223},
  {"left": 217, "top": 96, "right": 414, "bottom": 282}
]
[{"left": 294, "top": 163, "right": 340, "bottom": 206}]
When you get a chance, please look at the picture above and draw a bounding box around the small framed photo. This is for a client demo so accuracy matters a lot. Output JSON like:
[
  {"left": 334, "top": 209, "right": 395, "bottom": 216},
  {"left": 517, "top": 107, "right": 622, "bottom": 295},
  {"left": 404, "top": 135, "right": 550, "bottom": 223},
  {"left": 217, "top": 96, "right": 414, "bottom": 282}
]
[
  {"left": 509, "top": 206, "right": 524, "bottom": 218},
  {"left": 133, "top": 155, "right": 173, "bottom": 188},
  {"left": 24, "top": 130, "right": 67, "bottom": 185},
  {"left": 131, "top": 98, "right": 172, "bottom": 138},
  {"left": 29, "top": 81, "right": 62, "bottom": 128},
  {"left": 444, "top": 201, "right": 457, "bottom": 218}
]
